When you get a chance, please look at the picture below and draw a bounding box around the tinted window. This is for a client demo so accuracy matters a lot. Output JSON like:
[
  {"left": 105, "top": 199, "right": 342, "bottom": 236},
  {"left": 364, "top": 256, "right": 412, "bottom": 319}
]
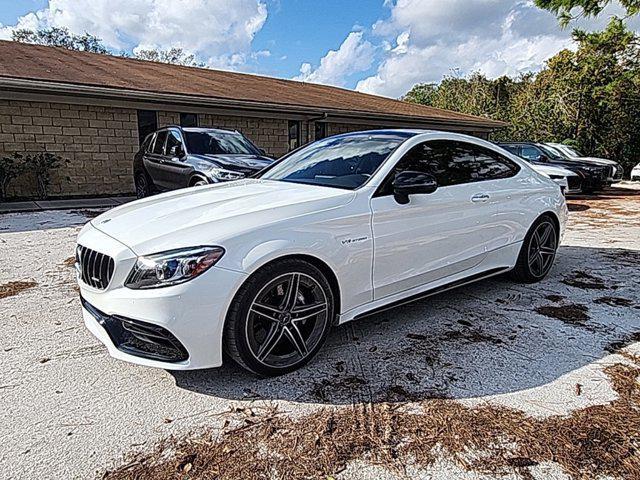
[
  {"left": 381, "top": 140, "right": 519, "bottom": 194},
  {"left": 387, "top": 140, "right": 474, "bottom": 187},
  {"left": 184, "top": 130, "right": 260, "bottom": 155},
  {"left": 142, "top": 133, "right": 155, "bottom": 153},
  {"left": 288, "top": 120, "right": 301, "bottom": 151},
  {"left": 501, "top": 145, "right": 519, "bottom": 155},
  {"left": 165, "top": 129, "right": 183, "bottom": 155},
  {"left": 137, "top": 110, "right": 157, "bottom": 146},
  {"left": 315, "top": 122, "right": 327, "bottom": 140},
  {"left": 520, "top": 145, "right": 541, "bottom": 161},
  {"left": 180, "top": 113, "right": 198, "bottom": 127},
  {"left": 260, "top": 133, "right": 409, "bottom": 190},
  {"left": 152, "top": 130, "right": 168, "bottom": 155},
  {"left": 471, "top": 145, "right": 520, "bottom": 180}
]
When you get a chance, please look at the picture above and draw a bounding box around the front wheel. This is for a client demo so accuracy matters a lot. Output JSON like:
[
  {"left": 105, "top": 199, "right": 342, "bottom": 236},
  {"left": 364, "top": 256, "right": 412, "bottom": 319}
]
[
  {"left": 510, "top": 215, "right": 558, "bottom": 283},
  {"left": 224, "top": 259, "right": 334, "bottom": 376}
]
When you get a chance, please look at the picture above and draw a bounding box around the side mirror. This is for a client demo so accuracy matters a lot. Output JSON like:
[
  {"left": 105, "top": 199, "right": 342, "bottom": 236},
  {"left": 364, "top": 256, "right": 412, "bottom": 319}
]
[
  {"left": 392, "top": 171, "right": 438, "bottom": 205},
  {"left": 537, "top": 154, "right": 549, "bottom": 162},
  {"left": 170, "top": 145, "right": 185, "bottom": 158},
  {"left": 258, "top": 148, "right": 267, "bottom": 156}
]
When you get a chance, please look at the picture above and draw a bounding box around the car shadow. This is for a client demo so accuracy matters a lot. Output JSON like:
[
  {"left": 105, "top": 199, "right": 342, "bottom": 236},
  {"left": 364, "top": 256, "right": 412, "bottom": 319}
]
[
  {"left": 170, "top": 245, "right": 640, "bottom": 405},
  {"left": 0, "top": 209, "right": 104, "bottom": 234}
]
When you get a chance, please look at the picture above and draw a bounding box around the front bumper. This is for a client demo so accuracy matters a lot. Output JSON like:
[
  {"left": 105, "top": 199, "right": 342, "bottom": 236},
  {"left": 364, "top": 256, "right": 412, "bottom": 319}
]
[{"left": 78, "top": 223, "right": 248, "bottom": 370}]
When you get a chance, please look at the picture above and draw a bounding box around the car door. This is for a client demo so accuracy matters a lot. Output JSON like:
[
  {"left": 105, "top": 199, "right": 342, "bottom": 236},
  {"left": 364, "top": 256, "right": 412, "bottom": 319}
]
[
  {"left": 161, "top": 128, "right": 193, "bottom": 189},
  {"left": 370, "top": 140, "right": 509, "bottom": 300},
  {"left": 143, "top": 130, "right": 169, "bottom": 190}
]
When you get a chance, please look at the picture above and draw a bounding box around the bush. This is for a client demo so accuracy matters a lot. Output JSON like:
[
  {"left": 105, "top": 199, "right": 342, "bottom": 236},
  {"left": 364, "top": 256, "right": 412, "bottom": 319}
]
[
  {"left": 0, "top": 153, "right": 25, "bottom": 200},
  {"left": 21, "top": 152, "right": 69, "bottom": 199}
]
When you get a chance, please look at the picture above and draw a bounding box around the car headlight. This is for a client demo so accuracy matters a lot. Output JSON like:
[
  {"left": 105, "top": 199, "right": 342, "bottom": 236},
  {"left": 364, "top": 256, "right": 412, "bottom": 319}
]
[
  {"left": 207, "top": 167, "right": 245, "bottom": 181},
  {"left": 125, "top": 247, "right": 225, "bottom": 289}
]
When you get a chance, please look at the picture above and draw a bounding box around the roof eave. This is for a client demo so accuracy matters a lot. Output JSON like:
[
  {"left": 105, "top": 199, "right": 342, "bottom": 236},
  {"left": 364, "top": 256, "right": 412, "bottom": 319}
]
[{"left": 0, "top": 77, "right": 507, "bottom": 130}]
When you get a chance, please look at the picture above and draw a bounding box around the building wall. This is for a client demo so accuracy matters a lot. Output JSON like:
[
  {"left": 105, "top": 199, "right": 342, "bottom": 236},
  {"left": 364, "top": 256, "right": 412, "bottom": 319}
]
[
  {"left": 0, "top": 99, "right": 139, "bottom": 198},
  {"left": 0, "top": 98, "right": 491, "bottom": 199}
]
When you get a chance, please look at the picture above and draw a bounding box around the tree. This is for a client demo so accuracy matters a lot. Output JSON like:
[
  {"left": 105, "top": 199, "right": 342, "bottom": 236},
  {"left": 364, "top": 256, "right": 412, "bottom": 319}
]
[
  {"left": 12, "top": 27, "right": 108, "bottom": 53},
  {"left": 0, "top": 153, "right": 25, "bottom": 200},
  {"left": 535, "top": 0, "right": 639, "bottom": 24},
  {"left": 133, "top": 47, "right": 204, "bottom": 67},
  {"left": 403, "top": 19, "right": 640, "bottom": 174}
]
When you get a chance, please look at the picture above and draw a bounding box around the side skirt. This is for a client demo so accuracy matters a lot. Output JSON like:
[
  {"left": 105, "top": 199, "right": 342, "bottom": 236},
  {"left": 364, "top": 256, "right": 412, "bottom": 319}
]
[{"left": 347, "top": 267, "right": 510, "bottom": 322}]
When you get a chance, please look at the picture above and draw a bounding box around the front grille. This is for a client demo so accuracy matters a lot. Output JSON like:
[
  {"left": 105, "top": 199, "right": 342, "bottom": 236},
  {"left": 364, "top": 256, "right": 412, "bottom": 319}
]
[
  {"left": 81, "top": 297, "right": 189, "bottom": 362},
  {"left": 76, "top": 245, "right": 114, "bottom": 290},
  {"left": 567, "top": 176, "right": 582, "bottom": 191}
]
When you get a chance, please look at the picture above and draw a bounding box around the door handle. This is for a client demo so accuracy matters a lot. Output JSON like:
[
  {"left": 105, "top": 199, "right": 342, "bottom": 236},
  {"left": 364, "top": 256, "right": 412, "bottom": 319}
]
[{"left": 471, "top": 193, "right": 490, "bottom": 203}]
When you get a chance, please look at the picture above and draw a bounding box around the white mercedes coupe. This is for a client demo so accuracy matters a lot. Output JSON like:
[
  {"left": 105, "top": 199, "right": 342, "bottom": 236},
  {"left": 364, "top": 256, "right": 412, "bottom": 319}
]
[{"left": 76, "top": 130, "right": 567, "bottom": 376}]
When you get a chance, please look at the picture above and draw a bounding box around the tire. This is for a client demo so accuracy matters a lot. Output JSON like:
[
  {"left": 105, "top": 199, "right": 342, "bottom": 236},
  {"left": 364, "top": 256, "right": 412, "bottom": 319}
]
[
  {"left": 224, "top": 259, "right": 335, "bottom": 376},
  {"left": 510, "top": 215, "right": 558, "bottom": 284},
  {"left": 191, "top": 178, "right": 209, "bottom": 187},
  {"left": 134, "top": 171, "right": 153, "bottom": 199}
]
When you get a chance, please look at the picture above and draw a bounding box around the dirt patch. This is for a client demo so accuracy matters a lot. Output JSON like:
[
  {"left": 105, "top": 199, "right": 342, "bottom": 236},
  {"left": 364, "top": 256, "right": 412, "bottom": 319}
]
[
  {"left": 62, "top": 256, "right": 76, "bottom": 267},
  {"left": 605, "top": 332, "right": 640, "bottom": 354},
  {"left": 535, "top": 304, "right": 590, "bottom": 324},
  {"left": 567, "top": 203, "right": 590, "bottom": 212},
  {"left": 544, "top": 294, "right": 566, "bottom": 303},
  {"left": 103, "top": 361, "right": 640, "bottom": 480},
  {"left": 0, "top": 280, "right": 37, "bottom": 300},
  {"left": 68, "top": 209, "right": 104, "bottom": 219},
  {"left": 562, "top": 271, "right": 608, "bottom": 290},
  {"left": 310, "top": 376, "right": 368, "bottom": 402},
  {"left": 595, "top": 296, "right": 635, "bottom": 308}
]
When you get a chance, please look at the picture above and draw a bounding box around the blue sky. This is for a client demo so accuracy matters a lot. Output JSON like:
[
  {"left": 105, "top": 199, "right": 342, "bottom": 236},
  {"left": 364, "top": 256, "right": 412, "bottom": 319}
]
[{"left": 0, "top": 1, "right": 637, "bottom": 98}]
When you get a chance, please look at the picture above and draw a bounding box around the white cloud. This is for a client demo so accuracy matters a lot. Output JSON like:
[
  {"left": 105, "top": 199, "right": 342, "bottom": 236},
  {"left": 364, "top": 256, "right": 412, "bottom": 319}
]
[
  {"left": 357, "top": 0, "right": 640, "bottom": 98},
  {"left": 293, "top": 31, "right": 375, "bottom": 87},
  {"left": 0, "top": 0, "right": 268, "bottom": 69}
]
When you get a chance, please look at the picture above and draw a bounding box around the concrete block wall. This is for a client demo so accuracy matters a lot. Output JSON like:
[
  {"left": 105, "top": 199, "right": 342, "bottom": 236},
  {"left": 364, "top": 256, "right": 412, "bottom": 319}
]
[{"left": 0, "top": 100, "right": 139, "bottom": 198}]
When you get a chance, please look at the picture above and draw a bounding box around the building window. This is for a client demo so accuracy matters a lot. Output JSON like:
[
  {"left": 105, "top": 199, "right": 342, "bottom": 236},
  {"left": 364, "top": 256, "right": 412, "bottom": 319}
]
[
  {"left": 288, "top": 120, "right": 301, "bottom": 151},
  {"left": 137, "top": 110, "right": 157, "bottom": 145},
  {"left": 315, "top": 122, "right": 327, "bottom": 141},
  {"left": 180, "top": 113, "right": 198, "bottom": 127}
]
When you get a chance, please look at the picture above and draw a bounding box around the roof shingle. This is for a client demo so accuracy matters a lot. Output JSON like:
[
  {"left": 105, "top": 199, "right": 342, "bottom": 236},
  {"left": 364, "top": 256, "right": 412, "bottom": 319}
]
[{"left": 0, "top": 41, "right": 504, "bottom": 128}]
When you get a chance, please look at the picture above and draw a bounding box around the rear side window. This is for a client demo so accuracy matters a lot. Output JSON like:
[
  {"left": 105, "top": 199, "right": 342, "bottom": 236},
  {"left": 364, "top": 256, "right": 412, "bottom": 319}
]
[
  {"left": 470, "top": 145, "right": 520, "bottom": 180},
  {"left": 152, "top": 131, "right": 168, "bottom": 155}
]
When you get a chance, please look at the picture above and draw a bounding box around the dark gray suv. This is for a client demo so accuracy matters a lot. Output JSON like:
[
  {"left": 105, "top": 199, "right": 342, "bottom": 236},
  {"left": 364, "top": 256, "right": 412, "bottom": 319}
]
[{"left": 134, "top": 126, "right": 273, "bottom": 198}]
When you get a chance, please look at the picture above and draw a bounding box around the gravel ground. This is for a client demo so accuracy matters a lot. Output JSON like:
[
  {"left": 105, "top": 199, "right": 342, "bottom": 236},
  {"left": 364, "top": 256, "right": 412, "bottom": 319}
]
[{"left": 1, "top": 184, "right": 639, "bottom": 479}]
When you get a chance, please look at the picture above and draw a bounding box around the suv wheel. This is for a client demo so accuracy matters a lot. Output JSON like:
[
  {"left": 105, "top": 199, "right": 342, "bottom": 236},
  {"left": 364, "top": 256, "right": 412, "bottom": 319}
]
[
  {"left": 134, "top": 171, "right": 152, "bottom": 199},
  {"left": 224, "top": 259, "right": 334, "bottom": 376}
]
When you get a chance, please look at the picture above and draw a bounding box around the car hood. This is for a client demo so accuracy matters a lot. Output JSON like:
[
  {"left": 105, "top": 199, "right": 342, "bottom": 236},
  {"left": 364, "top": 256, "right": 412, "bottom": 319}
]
[
  {"left": 190, "top": 154, "right": 273, "bottom": 171},
  {"left": 529, "top": 163, "right": 576, "bottom": 177},
  {"left": 91, "top": 179, "right": 354, "bottom": 255},
  {"left": 570, "top": 156, "right": 616, "bottom": 166}
]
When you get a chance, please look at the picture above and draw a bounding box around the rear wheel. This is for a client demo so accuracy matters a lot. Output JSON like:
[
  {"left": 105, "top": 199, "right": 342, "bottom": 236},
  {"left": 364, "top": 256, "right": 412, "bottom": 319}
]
[
  {"left": 224, "top": 259, "right": 334, "bottom": 376},
  {"left": 134, "top": 171, "right": 152, "bottom": 198},
  {"left": 510, "top": 215, "right": 558, "bottom": 283}
]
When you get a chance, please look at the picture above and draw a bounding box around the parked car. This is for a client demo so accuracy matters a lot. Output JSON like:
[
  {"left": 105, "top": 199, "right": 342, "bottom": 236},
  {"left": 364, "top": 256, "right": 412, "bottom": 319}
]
[
  {"left": 528, "top": 163, "right": 582, "bottom": 195},
  {"left": 134, "top": 126, "right": 273, "bottom": 198},
  {"left": 77, "top": 130, "right": 567, "bottom": 376},
  {"left": 499, "top": 142, "right": 608, "bottom": 193},
  {"left": 545, "top": 143, "right": 624, "bottom": 184},
  {"left": 632, "top": 163, "right": 640, "bottom": 181}
]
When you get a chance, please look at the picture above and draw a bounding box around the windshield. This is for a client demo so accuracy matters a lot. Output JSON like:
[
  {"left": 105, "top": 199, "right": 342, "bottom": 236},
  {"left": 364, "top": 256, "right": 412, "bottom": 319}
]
[
  {"left": 184, "top": 131, "right": 261, "bottom": 156},
  {"left": 258, "top": 133, "right": 410, "bottom": 190},
  {"left": 563, "top": 145, "right": 583, "bottom": 157},
  {"left": 538, "top": 145, "right": 566, "bottom": 161}
]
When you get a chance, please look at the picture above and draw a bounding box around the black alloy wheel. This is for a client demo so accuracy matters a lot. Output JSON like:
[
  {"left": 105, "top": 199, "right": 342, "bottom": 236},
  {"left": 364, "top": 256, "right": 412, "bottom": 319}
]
[
  {"left": 511, "top": 215, "right": 558, "bottom": 283},
  {"left": 224, "top": 259, "right": 334, "bottom": 376}
]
